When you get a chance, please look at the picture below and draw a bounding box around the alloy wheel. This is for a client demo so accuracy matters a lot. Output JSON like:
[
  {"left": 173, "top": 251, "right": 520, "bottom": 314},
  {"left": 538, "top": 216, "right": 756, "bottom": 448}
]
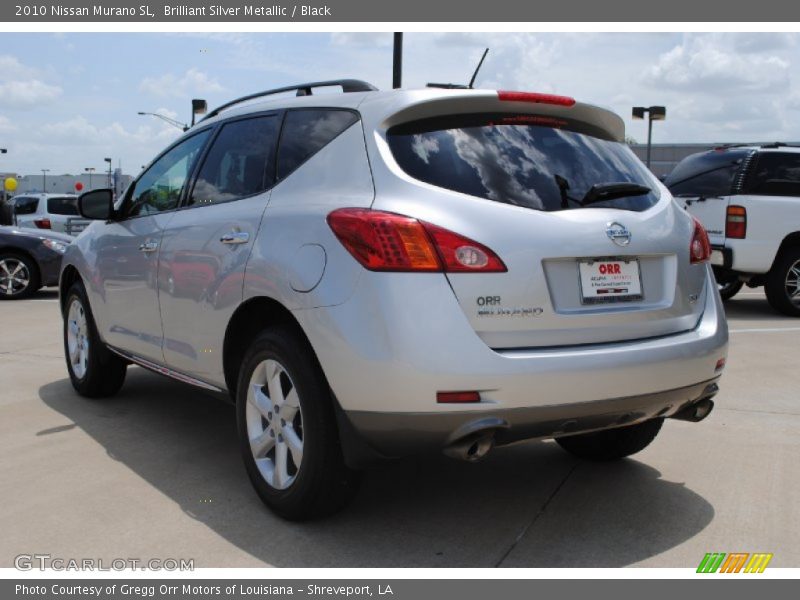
[
  {"left": 0, "top": 258, "right": 30, "bottom": 296},
  {"left": 66, "top": 298, "right": 90, "bottom": 379},
  {"left": 784, "top": 259, "right": 800, "bottom": 306},
  {"left": 246, "top": 359, "right": 304, "bottom": 490}
]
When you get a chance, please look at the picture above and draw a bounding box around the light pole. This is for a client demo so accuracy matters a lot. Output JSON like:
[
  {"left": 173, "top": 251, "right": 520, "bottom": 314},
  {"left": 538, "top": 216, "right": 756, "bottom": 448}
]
[
  {"left": 137, "top": 111, "right": 188, "bottom": 131},
  {"left": 632, "top": 106, "right": 666, "bottom": 170},
  {"left": 41, "top": 169, "right": 50, "bottom": 193},
  {"left": 104, "top": 158, "right": 112, "bottom": 189},
  {"left": 84, "top": 167, "right": 96, "bottom": 190}
]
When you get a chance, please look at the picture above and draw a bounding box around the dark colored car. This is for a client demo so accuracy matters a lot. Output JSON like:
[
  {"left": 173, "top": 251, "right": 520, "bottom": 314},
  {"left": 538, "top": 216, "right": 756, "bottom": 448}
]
[{"left": 0, "top": 226, "right": 72, "bottom": 299}]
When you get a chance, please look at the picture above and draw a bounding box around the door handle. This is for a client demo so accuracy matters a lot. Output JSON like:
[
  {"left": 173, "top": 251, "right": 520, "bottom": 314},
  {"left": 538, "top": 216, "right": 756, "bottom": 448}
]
[
  {"left": 220, "top": 231, "right": 250, "bottom": 245},
  {"left": 138, "top": 241, "right": 159, "bottom": 253}
]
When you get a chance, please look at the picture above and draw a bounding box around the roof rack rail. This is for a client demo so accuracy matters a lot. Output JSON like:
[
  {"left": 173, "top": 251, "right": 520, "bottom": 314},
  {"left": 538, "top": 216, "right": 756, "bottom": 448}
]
[
  {"left": 759, "top": 142, "right": 800, "bottom": 149},
  {"left": 714, "top": 142, "right": 800, "bottom": 151},
  {"left": 202, "top": 79, "right": 378, "bottom": 122}
]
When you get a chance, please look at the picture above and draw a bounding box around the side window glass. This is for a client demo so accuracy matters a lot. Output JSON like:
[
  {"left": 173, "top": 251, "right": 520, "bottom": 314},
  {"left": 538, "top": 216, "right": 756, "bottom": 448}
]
[
  {"left": 189, "top": 115, "right": 279, "bottom": 207},
  {"left": 276, "top": 109, "right": 359, "bottom": 180},
  {"left": 14, "top": 197, "right": 38, "bottom": 215},
  {"left": 746, "top": 153, "right": 800, "bottom": 196},
  {"left": 124, "top": 130, "right": 211, "bottom": 218}
]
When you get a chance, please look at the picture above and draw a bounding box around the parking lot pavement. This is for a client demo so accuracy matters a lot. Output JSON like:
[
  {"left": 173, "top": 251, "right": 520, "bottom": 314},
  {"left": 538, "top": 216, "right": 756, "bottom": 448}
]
[{"left": 0, "top": 288, "right": 798, "bottom": 568}]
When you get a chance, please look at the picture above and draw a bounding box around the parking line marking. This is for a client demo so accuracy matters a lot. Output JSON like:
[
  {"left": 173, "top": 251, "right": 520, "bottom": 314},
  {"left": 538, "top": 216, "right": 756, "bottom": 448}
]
[{"left": 730, "top": 326, "right": 800, "bottom": 333}]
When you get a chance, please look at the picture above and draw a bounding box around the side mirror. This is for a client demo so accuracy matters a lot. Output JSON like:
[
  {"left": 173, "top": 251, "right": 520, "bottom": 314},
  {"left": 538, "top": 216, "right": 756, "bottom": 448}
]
[{"left": 78, "top": 188, "right": 114, "bottom": 220}]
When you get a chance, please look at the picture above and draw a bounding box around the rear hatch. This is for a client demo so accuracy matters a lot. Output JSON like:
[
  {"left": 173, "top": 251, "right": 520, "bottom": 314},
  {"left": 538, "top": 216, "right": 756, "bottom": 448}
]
[
  {"left": 664, "top": 148, "right": 755, "bottom": 248},
  {"left": 374, "top": 94, "right": 709, "bottom": 348}
]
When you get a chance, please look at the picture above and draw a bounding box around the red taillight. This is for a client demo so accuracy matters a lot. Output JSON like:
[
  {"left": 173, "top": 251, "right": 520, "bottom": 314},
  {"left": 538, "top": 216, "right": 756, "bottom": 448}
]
[
  {"left": 497, "top": 91, "right": 576, "bottom": 107},
  {"left": 726, "top": 205, "right": 747, "bottom": 239},
  {"left": 327, "top": 208, "right": 507, "bottom": 273},
  {"left": 690, "top": 217, "right": 712, "bottom": 264},
  {"left": 437, "top": 391, "right": 481, "bottom": 404},
  {"left": 33, "top": 218, "right": 51, "bottom": 229}
]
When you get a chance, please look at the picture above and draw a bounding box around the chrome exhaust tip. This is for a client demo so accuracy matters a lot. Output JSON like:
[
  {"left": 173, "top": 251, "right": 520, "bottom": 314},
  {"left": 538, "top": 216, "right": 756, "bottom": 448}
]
[
  {"left": 672, "top": 398, "right": 715, "bottom": 422},
  {"left": 443, "top": 431, "right": 496, "bottom": 462}
]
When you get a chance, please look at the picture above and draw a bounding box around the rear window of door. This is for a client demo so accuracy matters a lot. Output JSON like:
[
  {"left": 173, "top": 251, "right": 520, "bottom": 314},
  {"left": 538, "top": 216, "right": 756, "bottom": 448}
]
[
  {"left": 744, "top": 152, "right": 800, "bottom": 196},
  {"left": 665, "top": 150, "right": 749, "bottom": 198},
  {"left": 47, "top": 196, "right": 79, "bottom": 216},
  {"left": 387, "top": 113, "right": 660, "bottom": 212},
  {"left": 188, "top": 114, "right": 280, "bottom": 207},
  {"left": 276, "top": 109, "right": 360, "bottom": 180}
]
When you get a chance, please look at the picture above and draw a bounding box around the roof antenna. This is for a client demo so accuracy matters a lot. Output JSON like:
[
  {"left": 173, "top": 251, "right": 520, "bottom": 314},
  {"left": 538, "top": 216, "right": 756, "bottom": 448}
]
[
  {"left": 427, "top": 48, "right": 490, "bottom": 90},
  {"left": 468, "top": 48, "right": 489, "bottom": 89}
]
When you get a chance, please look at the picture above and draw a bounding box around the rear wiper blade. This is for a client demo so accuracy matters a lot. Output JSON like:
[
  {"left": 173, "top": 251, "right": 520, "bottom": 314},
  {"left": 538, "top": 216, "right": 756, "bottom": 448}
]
[{"left": 580, "top": 182, "right": 651, "bottom": 207}]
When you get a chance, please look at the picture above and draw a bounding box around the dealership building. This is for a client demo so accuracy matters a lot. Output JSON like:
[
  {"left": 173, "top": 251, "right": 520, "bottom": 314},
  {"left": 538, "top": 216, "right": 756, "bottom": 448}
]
[{"left": 2, "top": 170, "right": 133, "bottom": 196}]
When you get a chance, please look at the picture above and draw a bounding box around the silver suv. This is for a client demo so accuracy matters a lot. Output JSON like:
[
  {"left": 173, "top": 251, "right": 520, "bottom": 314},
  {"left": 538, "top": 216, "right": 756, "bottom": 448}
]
[{"left": 60, "top": 80, "right": 728, "bottom": 519}]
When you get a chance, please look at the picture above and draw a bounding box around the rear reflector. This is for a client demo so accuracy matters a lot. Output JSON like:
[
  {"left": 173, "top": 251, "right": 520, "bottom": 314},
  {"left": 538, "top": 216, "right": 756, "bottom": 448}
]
[
  {"left": 497, "top": 91, "right": 576, "bottom": 107},
  {"left": 33, "top": 218, "right": 51, "bottom": 229},
  {"left": 690, "top": 217, "right": 712, "bottom": 264},
  {"left": 327, "top": 208, "right": 507, "bottom": 273},
  {"left": 437, "top": 391, "right": 481, "bottom": 404},
  {"left": 726, "top": 205, "right": 747, "bottom": 239},
  {"left": 715, "top": 358, "right": 726, "bottom": 372}
]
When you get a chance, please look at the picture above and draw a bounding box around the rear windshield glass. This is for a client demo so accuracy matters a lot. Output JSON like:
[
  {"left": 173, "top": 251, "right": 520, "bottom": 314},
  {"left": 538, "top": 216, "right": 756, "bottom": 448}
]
[
  {"left": 47, "top": 196, "right": 79, "bottom": 215},
  {"left": 387, "top": 114, "right": 659, "bottom": 212},
  {"left": 664, "top": 149, "right": 749, "bottom": 198}
]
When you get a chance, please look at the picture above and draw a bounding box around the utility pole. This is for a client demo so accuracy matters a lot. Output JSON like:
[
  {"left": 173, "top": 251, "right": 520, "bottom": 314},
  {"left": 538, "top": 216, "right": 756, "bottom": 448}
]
[
  {"left": 393, "top": 32, "right": 403, "bottom": 89},
  {"left": 41, "top": 169, "right": 50, "bottom": 193}
]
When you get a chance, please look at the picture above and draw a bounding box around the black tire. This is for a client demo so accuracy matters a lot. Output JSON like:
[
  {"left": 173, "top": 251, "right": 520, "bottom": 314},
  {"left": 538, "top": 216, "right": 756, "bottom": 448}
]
[
  {"left": 63, "top": 281, "right": 127, "bottom": 398},
  {"left": 713, "top": 268, "right": 743, "bottom": 302},
  {"left": 555, "top": 418, "right": 664, "bottom": 461},
  {"left": 236, "top": 325, "right": 360, "bottom": 520},
  {"left": 765, "top": 247, "right": 800, "bottom": 317},
  {"left": 0, "top": 252, "right": 40, "bottom": 300}
]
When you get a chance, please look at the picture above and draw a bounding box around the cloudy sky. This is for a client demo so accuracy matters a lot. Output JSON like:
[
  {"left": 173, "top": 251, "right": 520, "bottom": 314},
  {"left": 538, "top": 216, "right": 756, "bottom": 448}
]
[{"left": 1, "top": 32, "right": 800, "bottom": 176}]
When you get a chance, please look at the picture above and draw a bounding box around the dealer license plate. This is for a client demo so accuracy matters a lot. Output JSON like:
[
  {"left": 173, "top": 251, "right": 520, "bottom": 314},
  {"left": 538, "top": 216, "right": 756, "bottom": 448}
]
[{"left": 578, "top": 259, "right": 643, "bottom": 304}]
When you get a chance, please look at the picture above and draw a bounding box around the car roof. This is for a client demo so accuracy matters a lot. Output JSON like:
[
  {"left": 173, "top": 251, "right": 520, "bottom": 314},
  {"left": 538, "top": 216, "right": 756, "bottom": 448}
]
[{"left": 197, "top": 87, "right": 626, "bottom": 142}]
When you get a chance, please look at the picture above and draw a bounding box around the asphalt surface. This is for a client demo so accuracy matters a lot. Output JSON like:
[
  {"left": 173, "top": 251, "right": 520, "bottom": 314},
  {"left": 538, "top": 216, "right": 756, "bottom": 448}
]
[{"left": 1, "top": 288, "right": 798, "bottom": 568}]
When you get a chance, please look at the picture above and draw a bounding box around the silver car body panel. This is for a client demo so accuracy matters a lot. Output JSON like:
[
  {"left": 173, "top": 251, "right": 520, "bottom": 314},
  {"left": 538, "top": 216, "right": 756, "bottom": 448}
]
[{"left": 61, "top": 87, "right": 728, "bottom": 454}]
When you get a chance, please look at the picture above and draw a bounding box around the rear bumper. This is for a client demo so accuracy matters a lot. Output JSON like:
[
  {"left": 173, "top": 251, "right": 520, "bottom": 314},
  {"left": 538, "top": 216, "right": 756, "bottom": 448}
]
[
  {"left": 294, "top": 264, "right": 728, "bottom": 461},
  {"left": 340, "top": 378, "right": 720, "bottom": 460}
]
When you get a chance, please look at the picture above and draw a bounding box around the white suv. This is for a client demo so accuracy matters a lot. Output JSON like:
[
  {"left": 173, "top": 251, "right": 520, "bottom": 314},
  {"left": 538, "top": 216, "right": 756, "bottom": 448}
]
[
  {"left": 666, "top": 144, "right": 800, "bottom": 315},
  {"left": 13, "top": 193, "right": 90, "bottom": 236},
  {"left": 60, "top": 80, "right": 728, "bottom": 519}
]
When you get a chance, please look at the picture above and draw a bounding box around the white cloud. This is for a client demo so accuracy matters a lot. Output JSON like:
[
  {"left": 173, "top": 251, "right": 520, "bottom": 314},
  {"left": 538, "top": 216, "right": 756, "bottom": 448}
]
[
  {"left": 330, "top": 32, "right": 392, "bottom": 47},
  {"left": 0, "top": 54, "right": 63, "bottom": 110},
  {"left": 0, "top": 80, "right": 63, "bottom": 110},
  {"left": 0, "top": 116, "right": 17, "bottom": 133},
  {"left": 139, "top": 68, "right": 224, "bottom": 98},
  {"left": 643, "top": 34, "right": 790, "bottom": 93}
]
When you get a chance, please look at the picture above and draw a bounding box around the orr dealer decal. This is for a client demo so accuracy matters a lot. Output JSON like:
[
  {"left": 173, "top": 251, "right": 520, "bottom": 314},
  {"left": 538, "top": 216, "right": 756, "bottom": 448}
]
[{"left": 476, "top": 296, "right": 544, "bottom": 318}]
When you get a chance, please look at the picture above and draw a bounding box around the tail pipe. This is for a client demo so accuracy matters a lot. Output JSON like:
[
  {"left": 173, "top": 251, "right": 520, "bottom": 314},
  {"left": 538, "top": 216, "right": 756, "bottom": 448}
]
[
  {"left": 671, "top": 383, "right": 719, "bottom": 422},
  {"left": 442, "top": 417, "right": 508, "bottom": 462}
]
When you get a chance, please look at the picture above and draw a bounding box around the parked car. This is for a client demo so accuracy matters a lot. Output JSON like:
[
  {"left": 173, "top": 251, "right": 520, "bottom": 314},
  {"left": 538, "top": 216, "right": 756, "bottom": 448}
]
[
  {"left": 665, "top": 144, "right": 800, "bottom": 314},
  {"left": 59, "top": 80, "right": 728, "bottom": 519},
  {"left": 0, "top": 225, "right": 70, "bottom": 299},
  {"left": 13, "top": 193, "right": 91, "bottom": 236}
]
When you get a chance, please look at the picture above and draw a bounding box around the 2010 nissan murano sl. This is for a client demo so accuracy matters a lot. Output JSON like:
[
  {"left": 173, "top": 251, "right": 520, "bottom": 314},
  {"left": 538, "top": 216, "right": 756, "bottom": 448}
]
[{"left": 59, "top": 80, "right": 728, "bottom": 519}]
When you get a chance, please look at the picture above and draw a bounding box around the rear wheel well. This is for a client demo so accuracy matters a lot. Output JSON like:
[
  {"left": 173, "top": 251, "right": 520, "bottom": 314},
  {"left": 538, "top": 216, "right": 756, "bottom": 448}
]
[
  {"left": 223, "top": 297, "right": 316, "bottom": 398},
  {"left": 59, "top": 265, "right": 81, "bottom": 314},
  {"left": 772, "top": 232, "right": 800, "bottom": 271}
]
